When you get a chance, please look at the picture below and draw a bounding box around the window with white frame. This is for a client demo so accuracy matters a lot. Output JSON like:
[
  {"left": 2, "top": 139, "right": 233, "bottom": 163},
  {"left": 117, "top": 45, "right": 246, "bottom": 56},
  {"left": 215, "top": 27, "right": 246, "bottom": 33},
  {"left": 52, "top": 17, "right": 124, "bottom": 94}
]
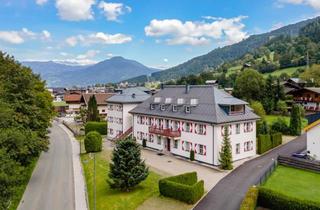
[
  {"left": 165, "top": 119, "right": 169, "bottom": 129},
  {"left": 244, "top": 141, "right": 253, "bottom": 152},
  {"left": 109, "top": 129, "right": 114, "bottom": 135},
  {"left": 177, "top": 98, "right": 184, "bottom": 104},
  {"left": 236, "top": 123, "right": 240, "bottom": 134},
  {"left": 185, "top": 122, "right": 191, "bottom": 132},
  {"left": 160, "top": 104, "right": 165, "bottom": 111},
  {"left": 172, "top": 105, "right": 178, "bottom": 112},
  {"left": 198, "top": 124, "right": 205, "bottom": 135},
  {"left": 173, "top": 121, "right": 179, "bottom": 131},
  {"left": 198, "top": 144, "right": 204, "bottom": 155},
  {"left": 185, "top": 106, "right": 191, "bottom": 113},
  {"left": 148, "top": 134, "right": 154, "bottom": 143},
  {"left": 147, "top": 117, "right": 151, "bottom": 125},
  {"left": 150, "top": 104, "right": 155, "bottom": 110},
  {"left": 174, "top": 140, "right": 178, "bottom": 149},
  {"left": 236, "top": 143, "right": 240, "bottom": 154},
  {"left": 157, "top": 136, "right": 161, "bottom": 145},
  {"left": 185, "top": 142, "right": 191, "bottom": 152}
]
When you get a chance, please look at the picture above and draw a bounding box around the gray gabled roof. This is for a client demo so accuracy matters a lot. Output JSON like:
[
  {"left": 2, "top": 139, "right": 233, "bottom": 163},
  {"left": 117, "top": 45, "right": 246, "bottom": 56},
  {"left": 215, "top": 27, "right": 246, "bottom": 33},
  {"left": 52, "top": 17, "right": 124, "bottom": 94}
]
[
  {"left": 129, "top": 85, "right": 259, "bottom": 124},
  {"left": 107, "top": 87, "right": 150, "bottom": 104}
]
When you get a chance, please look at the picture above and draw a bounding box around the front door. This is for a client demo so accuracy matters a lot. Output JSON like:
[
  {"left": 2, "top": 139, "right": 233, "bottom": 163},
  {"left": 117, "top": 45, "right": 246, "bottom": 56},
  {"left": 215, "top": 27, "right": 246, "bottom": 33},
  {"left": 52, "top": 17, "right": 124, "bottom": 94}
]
[{"left": 167, "top": 138, "right": 171, "bottom": 152}]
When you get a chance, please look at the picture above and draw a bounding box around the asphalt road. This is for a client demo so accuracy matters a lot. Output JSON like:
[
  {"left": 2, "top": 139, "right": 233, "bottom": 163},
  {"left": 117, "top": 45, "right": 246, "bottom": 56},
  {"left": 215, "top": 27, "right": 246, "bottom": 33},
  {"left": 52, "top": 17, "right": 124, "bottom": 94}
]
[
  {"left": 194, "top": 134, "right": 306, "bottom": 210},
  {"left": 18, "top": 121, "right": 75, "bottom": 210}
]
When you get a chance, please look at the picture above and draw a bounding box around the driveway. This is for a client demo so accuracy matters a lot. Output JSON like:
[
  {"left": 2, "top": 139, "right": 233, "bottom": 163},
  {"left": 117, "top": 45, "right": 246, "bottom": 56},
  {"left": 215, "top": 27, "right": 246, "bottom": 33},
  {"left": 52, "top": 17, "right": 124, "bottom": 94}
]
[
  {"left": 18, "top": 121, "right": 75, "bottom": 210},
  {"left": 194, "top": 134, "right": 306, "bottom": 210}
]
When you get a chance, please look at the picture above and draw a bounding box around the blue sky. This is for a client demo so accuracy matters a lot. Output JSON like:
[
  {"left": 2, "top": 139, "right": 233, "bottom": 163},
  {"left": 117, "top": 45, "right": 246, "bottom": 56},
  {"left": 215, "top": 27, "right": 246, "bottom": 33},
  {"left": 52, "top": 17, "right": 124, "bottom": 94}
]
[{"left": 0, "top": 0, "right": 319, "bottom": 69}]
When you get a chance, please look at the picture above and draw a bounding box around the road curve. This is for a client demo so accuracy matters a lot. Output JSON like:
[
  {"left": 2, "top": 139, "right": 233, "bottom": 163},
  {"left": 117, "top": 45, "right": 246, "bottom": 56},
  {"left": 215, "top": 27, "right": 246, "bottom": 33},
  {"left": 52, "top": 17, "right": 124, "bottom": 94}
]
[
  {"left": 18, "top": 121, "right": 75, "bottom": 210},
  {"left": 194, "top": 134, "right": 306, "bottom": 210}
]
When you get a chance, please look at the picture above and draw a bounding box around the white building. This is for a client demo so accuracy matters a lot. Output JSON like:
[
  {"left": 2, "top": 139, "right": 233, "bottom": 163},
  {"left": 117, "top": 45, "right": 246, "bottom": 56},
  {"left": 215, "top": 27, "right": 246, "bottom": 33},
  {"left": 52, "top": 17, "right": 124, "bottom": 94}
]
[
  {"left": 305, "top": 120, "right": 320, "bottom": 161},
  {"left": 106, "top": 88, "right": 150, "bottom": 140},
  {"left": 130, "top": 85, "right": 260, "bottom": 166}
]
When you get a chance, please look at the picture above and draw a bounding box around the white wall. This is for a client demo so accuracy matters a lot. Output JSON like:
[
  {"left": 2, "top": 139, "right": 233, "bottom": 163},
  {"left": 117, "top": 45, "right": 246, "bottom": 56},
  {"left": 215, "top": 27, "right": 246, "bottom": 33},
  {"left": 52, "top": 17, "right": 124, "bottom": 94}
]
[
  {"left": 213, "top": 121, "right": 256, "bottom": 165},
  {"left": 123, "top": 104, "right": 138, "bottom": 132},
  {"left": 307, "top": 126, "right": 320, "bottom": 160}
]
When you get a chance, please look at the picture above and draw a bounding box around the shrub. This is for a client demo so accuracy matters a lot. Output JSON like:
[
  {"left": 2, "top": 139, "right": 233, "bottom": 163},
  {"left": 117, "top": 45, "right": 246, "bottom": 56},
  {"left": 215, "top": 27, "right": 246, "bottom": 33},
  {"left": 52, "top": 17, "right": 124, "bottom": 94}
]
[
  {"left": 159, "top": 172, "right": 204, "bottom": 204},
  {"left": 257, "top": 120, "right": 269, "bottom": 135},
  {"left": 190, "top": 149, "right": 195, "bottom": 161},
  {"left": 277, "top": 100, "right": 288, "bottom": 115},
  {"left": 257, "top": 134, "right": 272, "bottom": 154},
  {"left": 271, "top": 117, "right": 290, "bottom": 135},
  {"left": 240, "top": 186, "right": 259, "bottom": 210},
  {"left": 258, "top": 187, "right": 320, "bottom": 210},
  {"left": 250, "top": 101, "right": 266, "bottom": 118},
  {"left": 271, "top": 133, "right": 282, "bottom": 148},
  {"left": 85, "top": 121, "right": 107, "bottom": 135},
  {"left": 84, "top": 131, "right": 102, "bottom": 153}
]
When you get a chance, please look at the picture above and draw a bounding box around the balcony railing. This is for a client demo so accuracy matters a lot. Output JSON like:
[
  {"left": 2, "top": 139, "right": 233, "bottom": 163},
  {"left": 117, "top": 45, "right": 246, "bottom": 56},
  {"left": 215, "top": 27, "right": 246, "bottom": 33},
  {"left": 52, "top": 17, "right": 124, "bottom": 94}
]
[
  {"left": 294, "top": 97, "right": 320, "bottom": 103},
  {"left": 149, "top": 127, "right": 181, "bottom": 138}
]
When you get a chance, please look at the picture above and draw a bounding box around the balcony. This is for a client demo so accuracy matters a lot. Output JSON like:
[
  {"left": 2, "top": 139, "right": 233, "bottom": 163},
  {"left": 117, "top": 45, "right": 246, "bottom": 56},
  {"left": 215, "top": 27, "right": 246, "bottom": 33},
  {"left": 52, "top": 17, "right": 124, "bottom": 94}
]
[
  {"left": 294, "top": 97, "right": 320, "bottom": 103},
  {"left": 149, "top": 127, "right": 181, "bottom": 138}
]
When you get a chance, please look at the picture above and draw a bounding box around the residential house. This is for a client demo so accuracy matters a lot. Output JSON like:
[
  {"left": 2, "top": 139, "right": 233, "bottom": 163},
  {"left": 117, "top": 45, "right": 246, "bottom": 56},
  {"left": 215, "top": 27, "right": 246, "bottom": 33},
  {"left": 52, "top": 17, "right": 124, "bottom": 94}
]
[
  {"left": 283, "top": 78, "right": 306, "bottom": 94},
  {"left": 106, "top": 88, "right": 150, "bottom": 140},
  {"left": 129, "top": 85, "right": 260, "bottom": 166},
  {"left": 289, "top": 87, "right": 320, "bottom": 112},
  {"left": 81, "top": 93, "right": 115, "bottom": 119},
  {"left": 64, "top": 92, "right": 82, "bottom": 116},
  {"left": 304, "top": 119, "right": 320, "bottom": 161}
]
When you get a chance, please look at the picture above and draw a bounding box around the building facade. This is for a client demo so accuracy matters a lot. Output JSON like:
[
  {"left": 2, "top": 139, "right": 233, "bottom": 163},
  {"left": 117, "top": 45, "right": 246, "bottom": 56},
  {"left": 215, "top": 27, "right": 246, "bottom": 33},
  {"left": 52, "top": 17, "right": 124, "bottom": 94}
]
[
  {"left": 290, "top": 88, "right": 320, "bottom": 112},
  {"left": 106, "top": 88, "right": 150, "bottom": 140},
  {"left": 305, "top": 120, "right": 320, "bottom": 161},
  {"left": 130, "top": 85, "right": 259, "bottom": 166}
]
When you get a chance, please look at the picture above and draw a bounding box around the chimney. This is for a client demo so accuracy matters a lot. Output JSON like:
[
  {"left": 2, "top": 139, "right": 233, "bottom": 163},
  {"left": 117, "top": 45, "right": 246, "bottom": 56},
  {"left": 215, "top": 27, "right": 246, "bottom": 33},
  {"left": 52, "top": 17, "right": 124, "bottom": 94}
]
[
  {"left": 185, "top": 84, "right": 190, "bottom": 94},
  {"left": 132, "top": 93, "right": 136, "bottom": 98}
]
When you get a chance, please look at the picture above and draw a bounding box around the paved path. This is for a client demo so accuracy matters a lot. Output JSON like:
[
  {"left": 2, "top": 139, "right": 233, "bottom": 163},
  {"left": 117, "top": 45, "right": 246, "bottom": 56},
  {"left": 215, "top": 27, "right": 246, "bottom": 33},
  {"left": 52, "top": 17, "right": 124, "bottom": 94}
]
[
  {"left": 194, "top": 134, "right": 306, "bottom": 210},
  {"left": 18, "top": 121, "right": 75, "bottom": 210}
]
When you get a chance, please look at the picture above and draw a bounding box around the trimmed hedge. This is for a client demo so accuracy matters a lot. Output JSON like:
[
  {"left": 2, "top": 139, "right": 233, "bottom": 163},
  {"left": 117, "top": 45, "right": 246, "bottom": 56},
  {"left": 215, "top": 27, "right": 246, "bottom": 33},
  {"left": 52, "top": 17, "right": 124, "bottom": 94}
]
[
  {"left": 258, "top": 133, "right": 282, "bottom": 154},
  {"left": 85, "top": 121, "right": 107, "bottom": 135},
  {"left": 271, "top": 132, "right": 282, "bottom": 148},
  {"left": 159, "top": 172, "right": 204, "bottom": 204},
  {"left": 258, "top": 187, "right": 320, "bottom": 210},
  {"left": 257, "top": 134, "right": 272, "bottom": 154},
  {"left": 84, "top": 131, "right": 102, "bottom": 153},
  {"left": 240, "top": 186, "right": 259, "bottom": 210}
]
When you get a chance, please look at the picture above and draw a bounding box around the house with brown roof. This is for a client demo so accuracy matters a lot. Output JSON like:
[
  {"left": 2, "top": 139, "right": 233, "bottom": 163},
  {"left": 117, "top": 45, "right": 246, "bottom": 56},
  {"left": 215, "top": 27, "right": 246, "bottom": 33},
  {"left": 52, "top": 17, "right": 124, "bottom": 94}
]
[
  {"left": 289, "top": 87, "right": 320, "bottom": 112},
  {"left": 64, "top": 92, "right": 82, "bottom": 116},
  {"left": 81, "top": 93, "right": 115, "bottom": 119}
]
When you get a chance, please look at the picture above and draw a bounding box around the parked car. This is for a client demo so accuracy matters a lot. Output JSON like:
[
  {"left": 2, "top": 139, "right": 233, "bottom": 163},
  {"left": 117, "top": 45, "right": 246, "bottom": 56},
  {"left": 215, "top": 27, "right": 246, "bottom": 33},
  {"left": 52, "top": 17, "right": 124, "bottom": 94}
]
[{"left": 292, "top": 152, "right": 307, "bottom": 159}]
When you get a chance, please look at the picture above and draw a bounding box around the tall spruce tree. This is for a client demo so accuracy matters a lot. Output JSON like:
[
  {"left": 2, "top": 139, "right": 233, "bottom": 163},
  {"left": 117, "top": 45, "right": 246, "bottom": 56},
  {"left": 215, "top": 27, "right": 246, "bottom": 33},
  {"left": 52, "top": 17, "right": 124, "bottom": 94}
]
[
  {"left": 263, "top": 75, "right": 275, "bottom": 114},
  {"left": 290, "top": 104, "right": 302, "bottom": 136},
  {"left": 219, "top": 125, "right": 233, "bottom": 170},
  {"left": 87, "top": 95, "right": 100, "bottom": 122},
  {"left": 108, "top": 137, "right": 149, "bottom": 191}
]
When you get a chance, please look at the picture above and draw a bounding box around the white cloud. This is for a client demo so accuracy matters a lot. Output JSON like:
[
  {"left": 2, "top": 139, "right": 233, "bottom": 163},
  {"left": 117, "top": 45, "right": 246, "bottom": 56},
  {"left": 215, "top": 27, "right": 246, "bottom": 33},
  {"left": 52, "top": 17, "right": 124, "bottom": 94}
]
[
  {"left": 36, "top": 0, "right": 48, "bottom": 5},
  {"left": 53, "top": 59, "right": 97, "bottom": 65},
  {"left": 144, "top": 16, "right": 248, "bottom": 46},
  {"left": 60, "top": 52, "right": 69, "bottom": 56},
  {"left": 65, "top": 32, "right": 132, "bottom": 46},
  {"left": 106, "top": 53, "right": 113, "bottom": 58},
  {"left": 0, "top": 28, "right": 51, "bottom": 44},
  {"left": 76, "top": 49, "right": 100, "bottom": 59},
  {"left": 56, "top": 0, "right": 95, "bottom": 21},
  {"left": 0, "top": 31, "right": 24, "bottom": 44},
  {"left": 278, "top": 0, "right": 320, "bottom": 9},
  {"left": 163, "top": 58, "right": 168, "bottom": 62},
  {"left": 98, "top": 1, "right": 131, "bottom": 21}
]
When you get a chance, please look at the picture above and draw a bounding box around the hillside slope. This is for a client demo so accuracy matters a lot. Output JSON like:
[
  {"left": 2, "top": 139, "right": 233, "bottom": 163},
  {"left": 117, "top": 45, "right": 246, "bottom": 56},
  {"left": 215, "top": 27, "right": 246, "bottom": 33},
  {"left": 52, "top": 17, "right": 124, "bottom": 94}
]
[{"left": 126, "top": 16, "right": 319, "bottom": 83}]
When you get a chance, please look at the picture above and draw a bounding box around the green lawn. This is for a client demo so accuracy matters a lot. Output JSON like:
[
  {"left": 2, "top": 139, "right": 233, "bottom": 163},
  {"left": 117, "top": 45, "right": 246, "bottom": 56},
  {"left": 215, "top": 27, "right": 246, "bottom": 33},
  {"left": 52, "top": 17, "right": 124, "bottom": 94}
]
[
  {"left": 264, "top": 115, "right": 308, "bottom": 129},
  {"left": 264, "top": 66, "right": 303, "bottom": 77},
  {"left": 9, "top": 157, "right": 39, "bottom": 210},
  {"left": 81, "top": 148, "right": 191, "bottom": 210},
  {"left": 262, "top": 165, "right": 320, "bottom": 202}
]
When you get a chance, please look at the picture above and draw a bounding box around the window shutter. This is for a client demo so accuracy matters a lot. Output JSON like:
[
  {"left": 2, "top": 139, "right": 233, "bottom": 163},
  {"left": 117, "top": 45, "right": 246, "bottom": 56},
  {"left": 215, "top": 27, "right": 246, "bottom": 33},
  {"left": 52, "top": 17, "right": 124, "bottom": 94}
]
[
  {"left": 190, "top": 123, "right": 193, "bottom": 132},
  {"left": 204, "top": 125, "right": 207, "bottom": 135},
  {"left": 182, "top": 122, "right": 185, "bottom": 131},
  {"left": 195, "top": 124, "right": 198, "bottom": 134},
  {"left": 194, "top": 144, "right": 197, "bottom": 154},
  {"left": 204, "top": 145, "right": 206, "bottom": 156},
  {"left": 182, "top": 141, "right": 184, "bottom": 150}
]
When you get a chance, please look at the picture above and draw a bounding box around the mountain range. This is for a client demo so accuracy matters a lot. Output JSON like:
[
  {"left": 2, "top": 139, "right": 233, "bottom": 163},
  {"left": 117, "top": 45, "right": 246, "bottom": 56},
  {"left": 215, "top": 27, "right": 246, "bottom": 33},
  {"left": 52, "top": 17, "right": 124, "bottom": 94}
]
[
  {"left": 22, "top": 57, "right": 158, "bottom": 87},
  {"left": 125, "top": 16, "right": 320, "bottom": 83}
]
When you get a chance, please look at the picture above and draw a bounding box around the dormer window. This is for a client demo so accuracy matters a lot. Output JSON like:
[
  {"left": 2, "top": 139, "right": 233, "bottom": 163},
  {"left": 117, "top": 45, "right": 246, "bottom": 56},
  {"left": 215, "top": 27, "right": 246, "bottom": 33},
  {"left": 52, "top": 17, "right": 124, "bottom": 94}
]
[
  {"left": 154, "top": 97, "right": 161, "bottom": 103},
  {"left": 230, "top": 105, "right": 244, "bottom": 115},
  {"left": 165, "top": 98, "right": 172, "bottom": 104},
  {"left": 185, "top": 106, "right": 191, "bottom": 113},
  {"left": 172, "top": 105, "right": 177, "bottom": 112},
  {"left": 177, "top": 98, "right": 184, "bottom": 105},
  {"left": 160, "top": 104, "right": 165, "bottom": 111},
  {"left": 190, "top": 98, "right": 198, "bottom": 106},
  {"left": 150, "top": 104, "right": 155, "bottom": 110}
]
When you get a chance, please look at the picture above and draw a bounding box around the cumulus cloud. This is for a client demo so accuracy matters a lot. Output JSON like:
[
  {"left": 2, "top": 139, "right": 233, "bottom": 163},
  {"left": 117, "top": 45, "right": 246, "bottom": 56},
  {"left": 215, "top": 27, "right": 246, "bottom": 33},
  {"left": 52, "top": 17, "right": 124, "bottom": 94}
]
[
  {"left": 36, "top": 0, "right": 48, "bottom": 5},
  {"left": 98, "top": 1, "right": 131, "bottom": 21},
  {"left": 0, "top": 28, "right": 51, "bottom": 44},
  {"left": 65, "top": 32, "right": 132, "bottom": 46},
  {"left": 278, "top": 0, "right": 320, "bottom": 9},
  {"left": 56, "top": 0, "right": 95, "bottom": 21},
  {"left": 144, "top": 16, "right": 248, "bottom": 46},
  {"left": 53, "top": 59, "right": 97, "bottom": 65}
]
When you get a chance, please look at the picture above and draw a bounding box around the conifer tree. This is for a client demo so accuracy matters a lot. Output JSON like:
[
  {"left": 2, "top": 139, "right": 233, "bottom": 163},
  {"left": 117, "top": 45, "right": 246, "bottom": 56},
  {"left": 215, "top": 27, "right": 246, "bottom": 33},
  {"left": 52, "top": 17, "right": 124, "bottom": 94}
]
[
  {"left": 290, "top": 104, "right": 302, "bottom": 136},
  {"left": 87, "top": 95, "right": 100, "bottom": 122},
  {"left": 108, "top": 137, "right": 149, "bottom": 191},
  {"left": 219, "top": 125, "right": 233, "bottom": 170}
]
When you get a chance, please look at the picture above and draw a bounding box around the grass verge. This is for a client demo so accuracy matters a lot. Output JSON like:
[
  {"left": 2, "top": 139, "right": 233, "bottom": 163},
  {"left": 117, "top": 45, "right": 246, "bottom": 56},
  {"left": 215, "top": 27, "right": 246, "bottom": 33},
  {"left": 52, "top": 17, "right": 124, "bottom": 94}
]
[
  {"left": 264, "top": 115, "right": 308, "bottom": 129},
  {"left": 262, "top": 165, "right": 320, "bottom": 203}
]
